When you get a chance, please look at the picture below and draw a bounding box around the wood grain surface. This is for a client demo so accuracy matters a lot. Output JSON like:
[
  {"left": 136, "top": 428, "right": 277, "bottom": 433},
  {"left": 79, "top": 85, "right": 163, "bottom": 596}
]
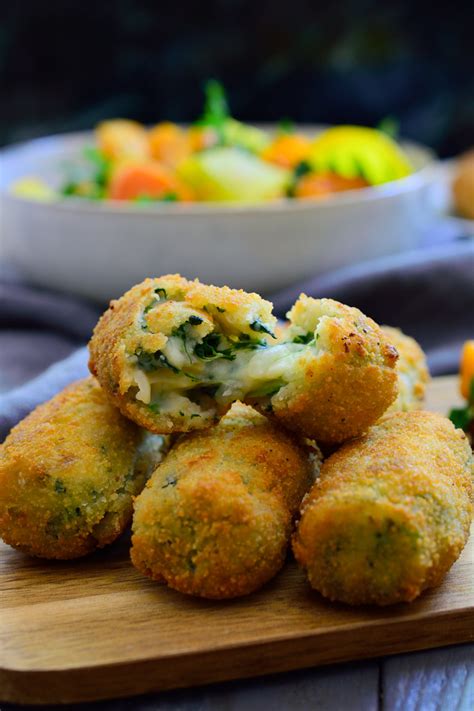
[{"left": 1, "top": 376, "right": 473, "bottom": 706}]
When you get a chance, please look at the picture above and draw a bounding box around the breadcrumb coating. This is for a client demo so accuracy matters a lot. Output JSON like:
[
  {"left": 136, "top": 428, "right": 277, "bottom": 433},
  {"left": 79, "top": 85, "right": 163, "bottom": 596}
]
[
  {"left": 264, "top": 296, "right": 398, "bottom": 443},
  {"left": 0, "top": 378, "right": 157, "bottom": 559},
  {"left": 381, "top": 326, "right": 429, "bottom": 414},
  {"left": 89, "top": 274, "right": 276, "bottom": 433},
  {"left": 131, "top": 402, "right": 317, "bottom": 598},
  {"left": 293, "top": 411, "right": 473, "bottom": 605},
  {"left": 89, "top": 276, "right": 398, "bottom": 444}
]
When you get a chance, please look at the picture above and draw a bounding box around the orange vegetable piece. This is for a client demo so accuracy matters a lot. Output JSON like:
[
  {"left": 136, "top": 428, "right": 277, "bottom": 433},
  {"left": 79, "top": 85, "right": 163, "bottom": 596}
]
[
  {"left": 187, "top": 125, "right": 218, "bottom": 152},
  {"left": 460, "top": 340, "right": 474, "bottom": 400},
  {"left": 295, "top": 172, "right": 370, "bottom": 199},
  {"left": 261, "top": 134, "right": 312, "bottom": 169},
  {"left": 108, "top": 162, "right": 194, "bottom": 202},
  {"left": 149, "top": 123, "right": 192, "bottom": 168},
  {"left": 96, "top": 120, "right": 150, "bottom": 161}
]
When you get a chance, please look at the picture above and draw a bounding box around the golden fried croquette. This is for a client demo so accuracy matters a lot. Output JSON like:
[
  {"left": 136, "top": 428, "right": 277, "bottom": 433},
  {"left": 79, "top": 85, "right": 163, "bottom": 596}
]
[
  {"left": 89, "top": 274, "right": 277, "bottom": 434},
  {"left": 0, "top": 377, "right": 160, "bottom": 559},
  {"left": 131, "top": 403, "right": 317, "bottom": 599},
  {"left": 260, "top": 296, "right": 398, "bottom": 443},
  {"left": 89, "top": 275, "right": 398, "bottom": 444},
  {"left": 277, "top": 322, "right": 428, "bottom": 419},
  {"left": 381, "top": 326, "right": 429, "bottom": 414},
  {"left": 293, "top": 411, "right": 473, "bottom": 606}
]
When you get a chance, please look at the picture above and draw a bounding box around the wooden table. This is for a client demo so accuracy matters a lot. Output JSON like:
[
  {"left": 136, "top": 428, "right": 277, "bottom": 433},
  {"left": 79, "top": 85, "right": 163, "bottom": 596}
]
[{"left": 2, "top": 643, "right": 472, "bottom": 710}]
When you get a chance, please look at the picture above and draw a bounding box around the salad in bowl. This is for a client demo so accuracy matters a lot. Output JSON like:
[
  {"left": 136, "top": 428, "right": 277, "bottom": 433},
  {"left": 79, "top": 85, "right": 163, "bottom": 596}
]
[{"left": 12, "top": 81, "right": 414, "bottom": 206}]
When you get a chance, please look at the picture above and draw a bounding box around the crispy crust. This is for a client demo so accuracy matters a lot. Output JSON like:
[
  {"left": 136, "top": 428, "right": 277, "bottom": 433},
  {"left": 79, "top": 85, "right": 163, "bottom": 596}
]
[
  {"left": 381, "top": 326, "right": 430, "bottom": 414},
  {"left": 131, "top": 403, "right": 316, "bottom": 599},
  {"left": 293, "top": 411, "right": 473, "bottom": 605},
  {"left": 0, "top": 378, "right": 145, "bottom": 559},
  {"left": 262, "top": 296, "right": 399, "bottom": 444}
]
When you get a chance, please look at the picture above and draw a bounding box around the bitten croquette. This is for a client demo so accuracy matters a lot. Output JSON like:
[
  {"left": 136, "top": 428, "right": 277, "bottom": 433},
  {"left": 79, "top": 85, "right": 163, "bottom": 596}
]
[
  {"left": 293, "top": 411, "right": 473, "bottom": 606},
  {"left": 0, "top": 377, "right": 161, "bottom": 559},
  {"left": 89, "top": 275, "right": 398, "bottom": 444},
  {"left": 131, "top": 403, "right": 318, "bottom": 599}
]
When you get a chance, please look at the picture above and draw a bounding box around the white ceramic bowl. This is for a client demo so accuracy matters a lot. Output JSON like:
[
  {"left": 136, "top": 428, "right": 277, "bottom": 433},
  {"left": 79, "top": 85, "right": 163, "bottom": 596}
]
[{"left": 0, "top": 129, "right": 437, "bottom": 302}]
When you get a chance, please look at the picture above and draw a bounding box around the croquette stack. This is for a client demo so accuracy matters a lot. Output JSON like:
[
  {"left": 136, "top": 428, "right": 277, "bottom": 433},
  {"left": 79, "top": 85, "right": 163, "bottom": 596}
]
[{"left": 0, "top": 274, "right": 472, "bottom": 606}]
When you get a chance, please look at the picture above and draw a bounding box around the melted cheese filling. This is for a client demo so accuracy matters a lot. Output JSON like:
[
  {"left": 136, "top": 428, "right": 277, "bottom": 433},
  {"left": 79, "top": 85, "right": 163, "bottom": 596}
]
[{"left": 131, "top": 333, "right": 312, "bottom": 414}]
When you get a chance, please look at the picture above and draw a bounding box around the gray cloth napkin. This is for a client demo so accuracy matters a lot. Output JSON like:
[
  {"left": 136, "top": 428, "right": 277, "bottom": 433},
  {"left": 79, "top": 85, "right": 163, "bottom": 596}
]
[{"left": 1, "top": 240, "right": 473, "bottom": 441}]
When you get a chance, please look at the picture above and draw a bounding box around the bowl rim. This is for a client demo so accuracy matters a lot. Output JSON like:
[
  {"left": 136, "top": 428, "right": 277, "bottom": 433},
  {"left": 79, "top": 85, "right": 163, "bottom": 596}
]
[{"left": 0, "top": 127, "right": 438, "bottom": 216}]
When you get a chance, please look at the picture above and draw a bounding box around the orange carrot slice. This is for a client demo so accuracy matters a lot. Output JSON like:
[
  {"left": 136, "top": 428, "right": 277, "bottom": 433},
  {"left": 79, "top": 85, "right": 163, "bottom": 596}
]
[
  {"left": 261, "top": 134, "right": 312, "bottom": 169},
  {"left": 149, "top": 123, "right": 192, "bottom": 168},
  {"left": 295, "top": 172, "right": 369, "bottom": 198},
  {"left": 108, "top": 162, "right": 193, "bottom": 202},
  {"left": 460, "top": 340, "right": 474, "bottom": 400}
]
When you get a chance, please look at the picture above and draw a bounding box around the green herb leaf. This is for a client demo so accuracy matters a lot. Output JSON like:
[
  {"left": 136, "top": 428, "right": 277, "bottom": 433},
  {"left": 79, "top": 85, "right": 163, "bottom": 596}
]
[
  {"left": 83, "top": 146, "right": 111, "bottom": 188},
  {"left": 287, "top": 160, "right": 313, "bottom": 197},
  {"left": 135, "top": 349, "right": 180, "bottom": 374},
  {"left": 143, "top": 298, "right": 158, "bottom": 314},
  {"left": 292, "top": 332, "right": 314, "bottom": 345},
  {"left": 188, "top": 315, "right": 203, "bottom": 325},
  {"left": 277, "top": 118, "right": 294, "bottom": 134},
  {"left": 194, "top": 333, "right": 235, "bottom": 361},
  {"left": 54, "top": 479, "right": 66, "bottom": 494},
  {"left": 449, "top": 407, "right": 471, "bottom": 431},
  {"left": 377, "top": 116, "right": 400, "bottom": 139},
  {"left": 250, "top": 320, "right": 276, "bottom": 338},
  {"left": 294, "top": 160, "right": 312, "bottom": 180},
  {"left": 469, "top": 377, "right": 474, "bottom": 405},
  {"left": 135, "top": 192, "right": 178, "bottom": 203},
  {"left": 196, "top": 79, "right": 229, "bottom": 143},
  {"left": 154, "top": 287, "right": 167, "bottom": 299}
]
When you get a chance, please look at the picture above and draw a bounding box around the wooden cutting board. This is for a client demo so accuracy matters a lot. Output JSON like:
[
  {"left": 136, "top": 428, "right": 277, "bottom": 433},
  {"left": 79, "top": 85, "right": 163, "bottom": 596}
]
[{"left": 1, "top": 376, "right": 473, "bottom": 705}]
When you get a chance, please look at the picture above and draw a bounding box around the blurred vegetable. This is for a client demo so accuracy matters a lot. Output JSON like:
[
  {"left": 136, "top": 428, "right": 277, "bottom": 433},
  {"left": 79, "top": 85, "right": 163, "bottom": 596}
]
[
  {"left": 294, "top": 172, "right": 370, "bottom": 199},
  {"left": 96, "top": 120, "right": 150, "bottom": 161},
  {"left": 309, "top": 126, "right": 413, "bottom": 185},
  {"left": 460, "top": 340, "right": 474, "bottom": 400},
  {"left": 277, "top": 118, "right": 294, "bottom": 134},
  {"left": 222, "top": 118, "right": 270, "bottom": 153},
  {"left": 17, "top": 80, "right": 416, "bottom": 205},
  {"left": 452, "top": 150, "right": 474, "bottom": 220},
  {"left": 195, "top": 80, "right": 269, "bottom": 153},
  {"left": 60, "top": 146, "right": 111, "bottom": 199},
  {"left": 449, "top": 340, "right": 474, "bottom": 437},
  {"left": 10, "top": 177, "right": 55, "bottom": 201},
  {"left": 178, "top": 147, "right": 290, "bottom": 202},
  {"left": 261, "top": 134, "right": 312, "bottom": 169},
  {"left": 149, "top": 122, "right": 192, "bottom": 168},
  {"left": 188, "top": 125, "right": 217, "bottom": 152},
  {"left": 108, "top": 162, "right": 193, "bottom": 202},
  {"left": 377, "top": 116, "right": 400, "bottom": 140},
  {"left": 197, "top": 79, "right": 229, "bottom": 143}
]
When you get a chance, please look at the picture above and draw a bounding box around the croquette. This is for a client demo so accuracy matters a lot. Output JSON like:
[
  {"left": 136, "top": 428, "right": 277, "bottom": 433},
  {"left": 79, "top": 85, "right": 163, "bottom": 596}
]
[
  {"left": 131, "top": 402, "right": 318, "bottom": 599},
  {"left": 0, "top": 377, "right": 162, "bottom": 559},
  {"left": 381, "top": 326, "right": 429, "bottom": 414},
  {"left": 293, "top": 411, "right": 473, "bottom": 606},
  {"left": 277, "top": 322, "right": 428, "bottom": 417},
  {"left": 89, "top": 275, "right": 398, "bottom": 444},
  {"left": 452, "top": 149, "right": 474, "bottom": 220}
]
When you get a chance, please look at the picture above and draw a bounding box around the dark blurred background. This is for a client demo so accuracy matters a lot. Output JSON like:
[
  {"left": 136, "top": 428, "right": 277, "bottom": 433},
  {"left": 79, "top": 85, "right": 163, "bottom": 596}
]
[{"left": 1, "top": 0, "right": 473, "bottom": 156}]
